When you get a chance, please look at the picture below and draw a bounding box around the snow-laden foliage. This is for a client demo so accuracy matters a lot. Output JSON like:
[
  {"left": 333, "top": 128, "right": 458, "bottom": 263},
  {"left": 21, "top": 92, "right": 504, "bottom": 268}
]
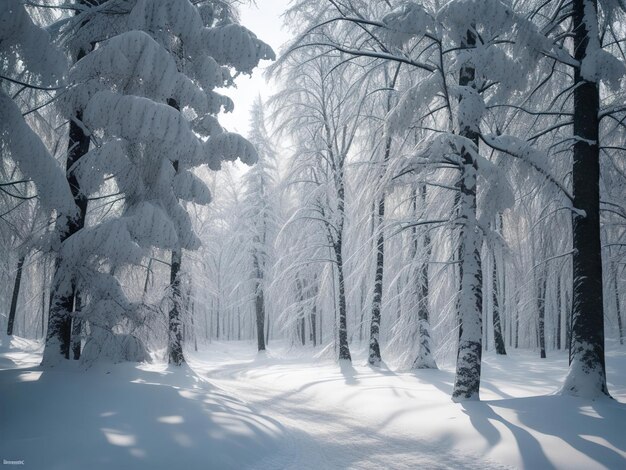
[
  {"left": 0, "top": 92, "right": 75, "bottom": 216},
  {"left": 240, "top": 97, "right": 280, "bottom": 351},
  {"left": 0, "top": 0, "right": 66, "bottom": 86},
  {"left": 0, "top": 0, "right": 75, "bottom": 217},
  {"left": 40, "top": 0, "right": 274, "bottom": 365}
]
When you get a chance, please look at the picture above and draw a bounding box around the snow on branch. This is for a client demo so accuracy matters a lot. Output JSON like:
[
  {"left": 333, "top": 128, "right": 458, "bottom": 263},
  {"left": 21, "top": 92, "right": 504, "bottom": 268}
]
[
  {"left": 481, "top": 134, "right": 574, "bottom": 202},
  {"left": 0, "top": 0, "right": 67, "bottom": 87},
  {"left": 0, "top": 91, "right": 76, "bottom": 217},
  {"left": 205, "top": 133, "right": 258, "bottom": 170},
  {"left": 201, "top": 24, "right": 275, "bottom": 74}
]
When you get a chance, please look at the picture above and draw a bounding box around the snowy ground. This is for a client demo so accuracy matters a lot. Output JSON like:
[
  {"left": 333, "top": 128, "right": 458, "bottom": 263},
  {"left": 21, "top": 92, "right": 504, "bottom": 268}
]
[{"left": 1, "top": 336, "right": 625, "bottom": 469}]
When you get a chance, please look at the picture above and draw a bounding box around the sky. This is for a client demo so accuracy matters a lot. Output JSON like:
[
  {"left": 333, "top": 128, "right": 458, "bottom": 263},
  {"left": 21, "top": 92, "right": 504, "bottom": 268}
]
[{"left": 217, "top": 0, "right": 292, "bottom": 137}]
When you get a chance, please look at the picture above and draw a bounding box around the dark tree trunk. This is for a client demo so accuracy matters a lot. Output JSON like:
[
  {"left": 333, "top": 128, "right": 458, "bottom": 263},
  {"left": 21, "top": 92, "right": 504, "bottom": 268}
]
[
  {"left": 190, "top": 302, "right": 197, "bottom": 352},
  {"left": 565, "top": 290, "right": 572, "bottom": 354},
  {"left": 614, "top": 265, "right": 623, "bottom": 345},
  {"left": 253, "top": 249, "right": 266, "bottom": 351},
  {"left": 237, "top": 307, "right": 241, "bottom": 341},
  {"left": 42, "top": 0, "right": 102, "bottom": 366},
  {"left": 310, "top": 280, "right": 318, "bottom": 347},
  {"left": 265, "top": 308, "right": 270, "bottom": 345},
  {"left": 556, "top": 275, "right": 562, "bottom": 350},
  {"left": 562, "top": 0, "right": 608, "bottom": 397},
  {"left": 167, "top": 98, "right": 185, "bottom": 366},
  {"left": 40, "top": 289, "right": 46, "bottom": 339},
  {"left": 492, "top": 249, "right": 506, "bottom": 355},
  {"left": 334, "top": 168, "right": 351, "bottom": 361},
  {"left": 169, "top": 246, "right": 184, "bottom": 365},
  {"left": 43, "top": 113, "right": 89, "bottom": 364},
  {"left": 295, "top": 277, "right": 304, "bottom": 346},
  {"left": 71, "top": 294, "right": 82, "bottom": 360},
  {"left": 6, "top": 255, "right": 25, "bottom": 336},
  {"left": 310, "top": 301, "right": 317, "bottom": 347},
  {"left": 334, "top": 239, "right": 351, "bottom": 361},
  {"left": 514, "top": 308, "right": 519, "bottom": 349},
  {"left": 319, "top": 298, "right": 323, "bottom": 345},
  {"left": 538, "top": 273, "right": 547, "bottom": 359}
]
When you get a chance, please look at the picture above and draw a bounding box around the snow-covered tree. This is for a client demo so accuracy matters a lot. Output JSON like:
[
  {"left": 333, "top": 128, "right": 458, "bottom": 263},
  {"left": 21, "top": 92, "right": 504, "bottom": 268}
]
[
  {"left": 0, "top": 0, "right": 78, "bottom": 344},
  {"left": 556, "top": 0, "right": 625, "bottom": 398},
  {"left": 42, "top": 0, "right": 274, "bottom": 365},
  {"left": 241, "top": 96, "right": 279, "bottom": 352},
  {"left": 272, "top": 40, "right": 373, "bottom": 361},
  {"left": 283, "top": 0, "right": 608, "bottom": 400}
]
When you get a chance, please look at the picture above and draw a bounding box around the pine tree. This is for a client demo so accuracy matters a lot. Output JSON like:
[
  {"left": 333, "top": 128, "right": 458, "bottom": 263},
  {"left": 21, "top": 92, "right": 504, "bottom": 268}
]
[{"left": 42, "top": 0, "right": 273, "bottom": 365}]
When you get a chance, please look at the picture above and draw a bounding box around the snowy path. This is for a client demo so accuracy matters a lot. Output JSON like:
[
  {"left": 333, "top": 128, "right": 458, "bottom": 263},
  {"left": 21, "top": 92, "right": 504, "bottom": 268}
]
[
  {"left": 189, "top": 342, "right": 626, "bottom": 470},
  {"left": 193, "top": 354, "right": 508, "bottom": 469}
]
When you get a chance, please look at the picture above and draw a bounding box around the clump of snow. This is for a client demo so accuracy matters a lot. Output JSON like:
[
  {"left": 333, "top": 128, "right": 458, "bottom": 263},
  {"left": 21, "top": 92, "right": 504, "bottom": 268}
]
[
  {"left": 452, "top": 85, "right": 485, "bottom": 134},
  {"left": 381, "top": 2, "right": 437, "bottom": 47},
  {"left": 205, "top": 132, "right": 259, "bottom": 170},
  {"left": 386, "top": 75, "right": 442, "bottom": 135},
  {"left": 482, "top": 133, "right": 551, "bottom": 175},
  {"left": 202, "top": 24, "right": 276, "bottom": 73},
  {"left": 0, "top": 0, "right": 67, "bottom": 86},
  {"left": 581, "top": 48, "right": 626, "bottom": 91}
]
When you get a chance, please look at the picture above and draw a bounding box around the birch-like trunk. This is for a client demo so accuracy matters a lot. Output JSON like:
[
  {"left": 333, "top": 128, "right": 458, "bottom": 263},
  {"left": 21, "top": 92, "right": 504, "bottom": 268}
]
[
  {"left": 412, "top": 186, "right": 437, "bottom": 369},
  {"left": 452, "top": 29, "right": 483, "bottom": 401}
]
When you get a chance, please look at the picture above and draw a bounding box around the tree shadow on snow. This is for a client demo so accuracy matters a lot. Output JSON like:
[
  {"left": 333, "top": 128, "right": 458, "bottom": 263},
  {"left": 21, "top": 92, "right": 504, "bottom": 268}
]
[
  {"left": 0, "top": 363, "right": 284, "bottom": 470},
  {"left": 460, "top": 395, "right": 626, "bottom": 469}
]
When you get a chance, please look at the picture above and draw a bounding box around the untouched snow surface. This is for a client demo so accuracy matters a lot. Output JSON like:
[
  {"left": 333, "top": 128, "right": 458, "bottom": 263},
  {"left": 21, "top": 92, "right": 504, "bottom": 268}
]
[{"left": 1, "top": 335, "right": 625, "bottom": 469}]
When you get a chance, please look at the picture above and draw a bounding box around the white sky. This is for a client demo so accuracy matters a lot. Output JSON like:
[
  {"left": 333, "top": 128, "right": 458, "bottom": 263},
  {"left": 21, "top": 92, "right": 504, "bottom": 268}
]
[{"left": 217, "top": 0, "right": 292, "bottom": 138}]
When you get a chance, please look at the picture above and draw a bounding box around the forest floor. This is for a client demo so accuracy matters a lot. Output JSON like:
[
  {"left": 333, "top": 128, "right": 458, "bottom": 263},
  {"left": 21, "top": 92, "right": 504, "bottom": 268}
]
[{"left": 1, "top": 335, "right": 625, "bottom": 469}]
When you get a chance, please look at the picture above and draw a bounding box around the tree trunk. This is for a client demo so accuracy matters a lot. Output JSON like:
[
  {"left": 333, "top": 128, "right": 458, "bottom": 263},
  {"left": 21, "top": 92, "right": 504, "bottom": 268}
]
[
  {"left": 216, "top": 299, "right": 220, "bottom": 340},
  {"left": 265, "top": 307, "right": 269, "bottom": 344},
  {"left": 167, "top": 98, "right": 185, "bottom": 366},
  {"left": 310, "top": 280, "right": 318, "bottom": 347},
  {"left": 310, "top": 301, "right": 317, "bottom": 347},
  {"left": 6, "top": 255, "right": 25, "bottom": 336},
  {"left": 413, "top": 186, "right": 437, "bottom": 369},
  {"left": 538, "top": 272, "right": 547, "bottom": 359},
  {"left": 43, "top": 114, "right": 89, "bottom": 365},
  {"left": 71, "top": 294, "right": 82, "bottom": 360},
  {"left": 614, "top": 264, "right": 623, "bottom": 345},
  {"left": 453, "top": 157, "right": 483, "bottom": 401},
  {"left": 253, "top": 248, "right": 266, "bottom": 351},
  {"left": 452, "top": 29, "right": 483, "bottom": 402},
  {"left": 515, "top": 317, "right": 519, "bottom": 349},
  {"left": 334, "top": 166, "right": 351, "bottom": 361},
  {"left": 368, "top": 194, "right": 385, "bottom": 366},
  {"left": 492, "top": 248, "right": 506, "bottom": 355},
  {"left": 190, "top": 302, "right": 198, "bottom": 352},
  {"left": 168, "top": 246, "right": 184, "bottom": 365},
  {"left": 42, "top": 0, "right": 102, "bottom": 366},
  {"left": 562, "top": 0, "right": 609, "bottom": 397},
  {"left": 334, "top": 239, "right": 351, "bottom": 361},
  {"left": 556, "top": 274, "right": 562, "bottom": 350}
]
